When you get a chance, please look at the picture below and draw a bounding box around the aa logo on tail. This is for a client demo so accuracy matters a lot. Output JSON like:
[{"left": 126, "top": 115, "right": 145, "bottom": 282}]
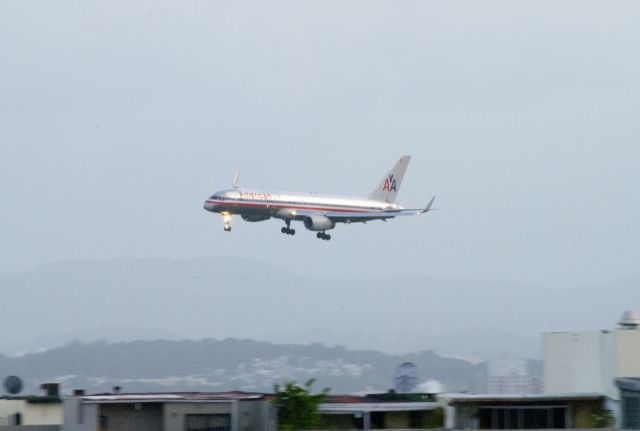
[{"left": 383, "top": 174, "right": 397, "bottom": 192}]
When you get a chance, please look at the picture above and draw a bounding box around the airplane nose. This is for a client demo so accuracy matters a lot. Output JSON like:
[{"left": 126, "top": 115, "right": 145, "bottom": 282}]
[{"left": 203, "top": 201, "right": 213, "bottom": 211}]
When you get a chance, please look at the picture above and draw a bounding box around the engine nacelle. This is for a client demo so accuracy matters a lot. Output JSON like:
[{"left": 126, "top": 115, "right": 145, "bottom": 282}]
[
  {"left": 303, "top": 216, "right": 335, "bottom": 231},
  {"left": 241, "top": 214, "right": 271, "bottom": 222}
]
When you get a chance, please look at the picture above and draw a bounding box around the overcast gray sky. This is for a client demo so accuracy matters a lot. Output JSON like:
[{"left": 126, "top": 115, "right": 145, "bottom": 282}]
[{"left": 2, "top": 1, "right": 639, "bottom": 288}]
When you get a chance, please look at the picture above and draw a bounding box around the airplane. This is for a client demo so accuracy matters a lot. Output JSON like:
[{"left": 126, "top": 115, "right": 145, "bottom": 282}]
[{"left": 202, "top": 155, "right": 435, "bottom": 241}]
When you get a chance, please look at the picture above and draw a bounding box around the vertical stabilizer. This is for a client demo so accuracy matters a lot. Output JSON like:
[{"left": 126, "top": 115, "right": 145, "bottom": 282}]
[{"left": 368, "top": 155, "right": 411, "bottom": 203}]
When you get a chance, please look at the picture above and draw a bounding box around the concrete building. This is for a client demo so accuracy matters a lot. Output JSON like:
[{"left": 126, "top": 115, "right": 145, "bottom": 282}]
[
  {"left": 319, "top": 393, "right": 440, "bottom": 430},
  {"left": 543, "top": 311, "right": 640, "bottom": 400},
  {"left": 447, "top": 393, "right": 608, "bottom": 429},
  {"left": 0, "top": 396, "right": 62, "bottom": 428},
  {"left": 61, "top": 391, "right": 275, "bottom": 431},
  {"left": 0, "top": 384, "right": 63, "bottom": 429}
]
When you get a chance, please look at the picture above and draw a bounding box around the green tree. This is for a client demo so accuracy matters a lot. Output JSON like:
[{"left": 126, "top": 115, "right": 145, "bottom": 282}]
[
  {"left": 423, "top": 406, "right": 445, "bottom": 429},
  {"left": 273, "top": 379, "right": 329, "bottom": 431},
  {"left": 590, "top": 407, "right": 614, "bottom": 428}
]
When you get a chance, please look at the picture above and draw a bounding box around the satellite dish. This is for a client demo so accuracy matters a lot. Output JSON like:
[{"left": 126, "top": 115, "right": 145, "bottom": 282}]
[
  {"left": 3, "top": 376, "right": 23, "bottom": 395},
  {"left": 393, "top": 362, "right": 418, "bottom": 393}
]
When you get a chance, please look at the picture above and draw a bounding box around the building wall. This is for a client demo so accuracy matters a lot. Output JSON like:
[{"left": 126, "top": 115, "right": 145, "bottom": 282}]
[
  {"left": 61, "top": 399, "right": 98, "bottom": 431},
  {"left": 0, "top": 399, "right": 63, "bottom": 426},
  {"left": 237, "top": 400, "right": 275, "bottom": 431},
  {"left": 61, "top": 399, "right": 273, "bottom": 431},
  {"left": 98, "top": 403, "right": 163, "bottom": 431},
  {"left": 544, "top": 329, "right": 640, "bottom": 400},
  {"left": 615, "top": 330, "right": 640, "bottom": 379},
  {"left": 543, "top": 331, "right": 616, "bottom": 398},
  {"left": 163, "top": 401, "right": 233, "bottom": 431}
]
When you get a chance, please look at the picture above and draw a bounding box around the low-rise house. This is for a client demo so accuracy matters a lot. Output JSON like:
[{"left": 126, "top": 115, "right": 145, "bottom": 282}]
[
  {"left": 446, "top": 393, "right": 611, "bottom": 430},
  {"left": 318, "top": 392, "right": 441, "bottom": 430},
  {"left": 62, "top": 391, "right": 275, "bottom": 431},
  {"left": 0, "top": 384, "right": 63, "bottom": 430}
]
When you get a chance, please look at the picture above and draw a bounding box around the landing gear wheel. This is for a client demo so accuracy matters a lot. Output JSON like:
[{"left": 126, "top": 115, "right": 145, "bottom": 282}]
[
  {"left": 224, "top": 226, "right": 232, "bottom": 232},
  {"left": 317, "top": 232, "right": 322, "bottom": 239},
  {"left": 282, "top": 225, "right": 295, "bottom": 235},
  {"left": 325, "top": 234, "right": 331, "bottom": 240}
]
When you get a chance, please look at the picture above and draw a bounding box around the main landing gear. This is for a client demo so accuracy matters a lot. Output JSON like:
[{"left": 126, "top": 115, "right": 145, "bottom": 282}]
[
  {"left": 316, "top": 232, "right": 331, "bottom": 241},
  {"left": 281, "top": 221, "right": 295, "bottom": 236}
]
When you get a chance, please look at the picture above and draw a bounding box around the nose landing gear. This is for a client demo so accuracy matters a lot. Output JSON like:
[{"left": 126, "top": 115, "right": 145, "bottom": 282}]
[
  {"left": 221, "top": 212, "right": 232, "bottom": 232},
  {"left": 316, "top": 232, "right": 331, "bottom": 241}
]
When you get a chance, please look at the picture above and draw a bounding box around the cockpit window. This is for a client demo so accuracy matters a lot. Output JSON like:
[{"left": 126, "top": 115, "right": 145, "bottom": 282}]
[{"left": 209, "top": 195, "right": 220, "bottom": 200}]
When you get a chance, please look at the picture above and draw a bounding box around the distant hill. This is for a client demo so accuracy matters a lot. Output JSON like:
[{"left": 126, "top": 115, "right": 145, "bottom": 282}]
[
  {"left": 0, "top": 338, "right": 488, "bottom": 394},
  {"left": 0, "top": 257, "right": 637, "bottom": 359}
]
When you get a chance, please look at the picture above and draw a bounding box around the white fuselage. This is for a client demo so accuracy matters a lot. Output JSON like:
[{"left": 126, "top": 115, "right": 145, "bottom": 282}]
[{"left": 203, "top": 188, "right": 400, "bottom": 222}]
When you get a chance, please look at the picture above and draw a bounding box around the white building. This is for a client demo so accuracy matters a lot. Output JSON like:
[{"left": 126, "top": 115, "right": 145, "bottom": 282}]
[
  {"left": 543, "top": 311, "right": 640, "bottom": 400},
  {"left": 0, "top": 398, "right": 62, "bottom": 427}
]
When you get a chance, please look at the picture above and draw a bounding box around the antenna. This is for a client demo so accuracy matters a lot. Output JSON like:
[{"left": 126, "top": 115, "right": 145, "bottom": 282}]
[
  {"left": 3, "top": 376, "right": 23, "bottom": 395},
  {"left": 393, "top": 362, "right": 418, "bottom": 393},
  {"left": 232, "top": 169, "right": 240, "bottom": 188}
]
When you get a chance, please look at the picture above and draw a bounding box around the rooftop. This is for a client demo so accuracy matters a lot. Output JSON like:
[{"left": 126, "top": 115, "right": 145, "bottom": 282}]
[
  {"left": 81, "top": 391, "right": 265, "bottom": 403},
  {"left": 445, "top": 393, "right": 606, "bottom": 403}
]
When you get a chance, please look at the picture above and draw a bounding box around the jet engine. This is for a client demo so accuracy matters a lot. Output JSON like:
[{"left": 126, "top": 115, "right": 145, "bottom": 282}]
[
  {"left": 241, "top": 215, "right": 271, "bottom": 222},
  {"left": 303, "top": 216, "right": 335, "bottom": 231}
]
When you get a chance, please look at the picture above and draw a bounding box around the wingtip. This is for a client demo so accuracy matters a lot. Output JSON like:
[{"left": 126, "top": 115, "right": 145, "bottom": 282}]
[{"left": 423, "top": 196, "right": 436, "bottom": 212}]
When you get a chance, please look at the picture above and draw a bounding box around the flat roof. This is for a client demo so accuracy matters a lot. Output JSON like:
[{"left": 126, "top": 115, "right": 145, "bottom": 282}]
[
  {"left": 319, "top": 401, "right": 438, "bottom": 413},
  {"left": 445, "top": 393, "right": 606, "bottom": 403},
  {"left": 319, "top": 393, "right": 439, "bottom": 413},
  {"left": 0, "top": 396, "right": 61, "bottom": 404},
  {"left": 81, "top": 391, "right": 265, "bottom": 404},
  {"left": 324, "top": 393, "right": 435, "bottom": 404},
  {"left": 616, "top": 378, "right": 640, "bottom": 392}
]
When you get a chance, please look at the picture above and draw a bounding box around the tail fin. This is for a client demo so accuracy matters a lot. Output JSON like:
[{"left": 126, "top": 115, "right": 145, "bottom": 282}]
[{"left": 368, "top": 155, "right": 411, "bottom": 203}]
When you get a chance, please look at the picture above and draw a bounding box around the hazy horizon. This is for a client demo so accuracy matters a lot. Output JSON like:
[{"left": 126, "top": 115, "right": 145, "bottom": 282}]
[
  {"left": 1, "top": 256, "right": 636, "bottom": 361},
  {"left": 2, "top": 255, "right": 638, "bottom": 290}
]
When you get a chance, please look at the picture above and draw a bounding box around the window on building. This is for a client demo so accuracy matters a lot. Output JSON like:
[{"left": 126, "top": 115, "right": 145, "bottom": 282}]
[
  {"left": 185, "top": 414, "right": 231, "bottom": 431},
  {"left": 624, "top": 392, "right": 640, "bottom": 429},
  {"left": 478, "top": 406, "right": 567, "bottom": 429}
]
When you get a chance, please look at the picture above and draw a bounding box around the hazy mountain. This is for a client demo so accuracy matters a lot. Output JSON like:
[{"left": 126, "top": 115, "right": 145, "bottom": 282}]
[
  {"left": 0, "top": 257, "right": 637, "bottom": 359},
  {"left": 0, "top": 338, "right": 488, "bottom": 395}
]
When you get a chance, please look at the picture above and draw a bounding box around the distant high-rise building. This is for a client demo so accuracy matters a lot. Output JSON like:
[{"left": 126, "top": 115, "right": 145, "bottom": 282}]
[{"left": 487, "top": 356, "right": 541, "bottom": 394}]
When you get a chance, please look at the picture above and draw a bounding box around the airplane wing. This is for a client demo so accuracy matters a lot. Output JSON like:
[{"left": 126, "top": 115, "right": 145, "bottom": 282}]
[{"left": 293, "top": 197, "right": 435, "bottom": 222}]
